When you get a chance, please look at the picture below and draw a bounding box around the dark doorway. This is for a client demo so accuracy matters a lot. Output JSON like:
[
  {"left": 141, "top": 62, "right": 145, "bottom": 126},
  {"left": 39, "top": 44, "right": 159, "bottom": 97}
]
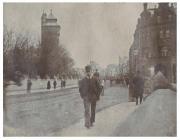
[{"left": 154, "top": 64, "right": 167, "bottom": 77}]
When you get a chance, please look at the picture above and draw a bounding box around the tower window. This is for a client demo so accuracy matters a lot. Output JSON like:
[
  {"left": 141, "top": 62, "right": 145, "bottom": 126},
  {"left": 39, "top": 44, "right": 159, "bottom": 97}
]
[
  {"left": 148, "top": 53, "right": 151, "bottom": 58},
  {"left": 160, "top": 30, "right": 163, "bottom": 38},
  {"left": 165, "top": 30, "right": 170, "bottom": 38},
  {"left": 157, "top": 16, "right": 161, "bottom": 23},
  {"left": 168, "top": 14, "right": 172, "bottom": 21},
  {"left": 161, "top": 48, "right": 168, "bottom": 57}
]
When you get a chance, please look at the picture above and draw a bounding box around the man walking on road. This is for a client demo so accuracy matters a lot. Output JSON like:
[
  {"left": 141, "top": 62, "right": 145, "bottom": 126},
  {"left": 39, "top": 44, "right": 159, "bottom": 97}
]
[
  {"left": 79, "top": 65, "right": 101, "bottom": 129},
  {"left": 132, "top": 71, "right": 144, "bottom": 105}
]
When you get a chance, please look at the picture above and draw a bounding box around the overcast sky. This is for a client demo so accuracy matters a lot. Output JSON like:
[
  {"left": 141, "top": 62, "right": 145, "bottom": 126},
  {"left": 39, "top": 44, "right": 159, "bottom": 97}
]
[{"left": 4, "top": 3, "right": 151, "bottom": 68}]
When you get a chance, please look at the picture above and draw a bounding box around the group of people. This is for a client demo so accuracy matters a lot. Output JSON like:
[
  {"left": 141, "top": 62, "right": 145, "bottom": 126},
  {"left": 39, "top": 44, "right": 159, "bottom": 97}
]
[
  {"left": 79, "top": 65, "right": 104, "bottom": 129},
  {"left": 60, "top": 78, "right": 66, "bottom": 88},
  {"left": 131, "top": 69, "right": 173, "bottom": 105},
  {"left": 26, "top": 78, "right": 67, "bottom": 93},
  {"left": 78, "top": 66, "right": 146, "bottom": 128},
  {"left": 47, "top": 79, "right": 57, "bottom": 90},
  {"left": 47, "top": 79, "right": 66, "bottom": 90}
]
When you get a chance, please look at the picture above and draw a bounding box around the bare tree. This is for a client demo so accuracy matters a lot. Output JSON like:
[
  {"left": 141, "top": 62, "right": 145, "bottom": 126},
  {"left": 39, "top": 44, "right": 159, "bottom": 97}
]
[
  {"left": 47, "top": 44, "right": 74, "bottom": 78},
  {"left": 3, "top": 26, "right": 39, "bottom": 120}
]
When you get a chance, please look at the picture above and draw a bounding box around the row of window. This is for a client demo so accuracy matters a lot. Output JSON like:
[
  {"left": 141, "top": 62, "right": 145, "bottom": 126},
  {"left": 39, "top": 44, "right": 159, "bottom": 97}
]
[
  {"left": 161, "top": 49, "right": 168, "bottom": 57},
  {"left": 140, "top": 29, "right": 171, "bottom": 40},
  {"left": 144, "top": 49, "right": 169, "bottom": 58},
  {"left": 160, "top": 30, "right": 170, "bottom": 38},
  {"left": 157, "top": 14, "right": 173, "bottom": 23}
]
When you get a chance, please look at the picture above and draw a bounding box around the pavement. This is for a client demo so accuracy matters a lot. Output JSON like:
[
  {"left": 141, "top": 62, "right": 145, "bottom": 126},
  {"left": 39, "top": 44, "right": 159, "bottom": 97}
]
[
  {"left": 52, "top": 89, "right": 176, "bottom": 137},
  {"left": 113, "top": 89, "right": 176, "bottom": 136},
  {"left": 4, "top": 101, "right": 137, "bottom": 137},
  {"left": 54, "top": 102, "right": 138, "bottom": 136}
]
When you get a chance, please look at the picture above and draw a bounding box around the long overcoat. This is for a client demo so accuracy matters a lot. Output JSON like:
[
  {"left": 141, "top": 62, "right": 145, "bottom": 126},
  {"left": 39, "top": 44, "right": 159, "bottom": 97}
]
[
  {"left": 132, "top": 75, "right": 144, "bottom": 97},
  {"left": 79, "top": 77, "right": 101, "bottom": 102}
]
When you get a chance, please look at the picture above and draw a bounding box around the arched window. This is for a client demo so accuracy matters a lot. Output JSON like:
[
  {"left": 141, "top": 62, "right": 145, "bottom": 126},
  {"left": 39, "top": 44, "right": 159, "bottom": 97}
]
[
  {"left": 157, "top": 16, "right": 161, "bottom": 23},
  {"left": 148, "top": 53, "right": 151, "bottom": 58},
  {"left": 160, "top": 30, "right": 163, "bottom": 38},
  {"left": 165, "top": 30, "right": 170, "bottom": 38},
  {"left": 168, "top": 14, "right": 172, "bottom": 21},
  {"left": 161, "top": 47, "right": 168, "bottom": 56}
]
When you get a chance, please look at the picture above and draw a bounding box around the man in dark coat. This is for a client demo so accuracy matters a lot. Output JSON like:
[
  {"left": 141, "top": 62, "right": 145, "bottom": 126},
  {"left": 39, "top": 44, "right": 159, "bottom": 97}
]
[
  {"left": 132, "top": 71, "right": 144, "bottom": 105},
  {"left": 53, "top": 79, "right": 57, "bottom": 89},
  {"left": 79, "top": 65, "right": 101, "bottom": 128},
  {"left": 47, "top": 80, "right": 51, "bottom": 89},
  {"left": 27, "top": 78, "right": 32, "bottom": 93}
]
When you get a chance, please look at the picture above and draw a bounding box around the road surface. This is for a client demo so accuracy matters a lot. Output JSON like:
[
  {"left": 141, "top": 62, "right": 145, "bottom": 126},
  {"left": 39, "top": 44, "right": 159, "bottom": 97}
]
[{"left": 4, "top": 83, "right": 128, "bottom": 136}]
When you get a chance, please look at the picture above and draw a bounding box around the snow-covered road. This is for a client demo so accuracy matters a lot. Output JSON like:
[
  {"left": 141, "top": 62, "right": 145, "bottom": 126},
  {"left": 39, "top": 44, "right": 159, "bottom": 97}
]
[{"left": 4, "top": 85, "right": 129, "bottom": 136}]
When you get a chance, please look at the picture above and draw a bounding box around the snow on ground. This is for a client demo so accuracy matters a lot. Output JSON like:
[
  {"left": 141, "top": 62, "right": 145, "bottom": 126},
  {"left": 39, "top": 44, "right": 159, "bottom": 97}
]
[
  {"left": 6, "top": 79, "right": 78, "bottom": 95},
  {"left": 55, "top": 102, "right": 138, "bottom": 136},
  {"left": 4, "top": 85, "right": 129, "bottom": 136},
  {"left": 7, "top": 79, "right": 78, "bottom": 91},
  {"left": 113, "top": 89, "right": 176, "bottom": 136},
  {"left": 4, "top": 83, "right": 176, "bottom": 136}
]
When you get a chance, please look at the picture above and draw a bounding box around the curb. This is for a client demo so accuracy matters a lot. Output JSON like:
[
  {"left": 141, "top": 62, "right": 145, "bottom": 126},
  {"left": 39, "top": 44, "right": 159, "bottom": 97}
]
[{"left": 7, "top": 86, "right": 78, "bottom": 97}]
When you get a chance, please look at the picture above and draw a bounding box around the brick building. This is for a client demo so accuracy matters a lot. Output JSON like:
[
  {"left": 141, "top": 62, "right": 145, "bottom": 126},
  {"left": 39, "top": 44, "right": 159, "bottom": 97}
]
[{"left": 129, "top": 3, "right": 176, "bottom": 101}]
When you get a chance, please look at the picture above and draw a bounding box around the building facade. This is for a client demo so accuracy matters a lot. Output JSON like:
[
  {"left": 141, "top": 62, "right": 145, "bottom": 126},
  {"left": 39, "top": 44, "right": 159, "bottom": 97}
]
[
  {"left": 40, "top": 10, "right": 61, "bottom": 78},
  {"left": 129, "top": 3, "right": 176, "bottom": 101}
]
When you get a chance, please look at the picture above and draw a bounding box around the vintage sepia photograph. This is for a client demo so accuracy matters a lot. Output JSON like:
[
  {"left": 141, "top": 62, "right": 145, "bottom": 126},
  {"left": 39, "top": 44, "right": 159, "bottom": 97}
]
[{"left": 3, "top": 1, "right": 177, "bottom": 137}]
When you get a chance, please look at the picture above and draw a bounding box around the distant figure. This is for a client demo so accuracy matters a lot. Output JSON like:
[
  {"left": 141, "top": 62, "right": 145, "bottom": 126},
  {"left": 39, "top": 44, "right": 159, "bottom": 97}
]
[
  {"left": 61, "top": 78, "right": 63, "bottom": 88},
  {"left": 61, "top": 78, "right": 66, "bottom": 88},
  {"left": 101, "top": 79, "right": 105, "bottom": 96},
  {"left": 132, "top": 71, "right": 144, "bottom": 105},
  {"left": 53, "top": 79, "right": 57, "bottom": 89},
  {"left": 47, "top": 80, "right": 51, "bottom": 89},
  {"left": 125, "top": 76, "right": 129, "bottom": 87},
  {"left": 27, "top": 78, "right": 32, "bottom": 93},
  {"left": 79, "top": 65, "right": 101, "bottom": 129},
  {"left": 63, "top": 79, "right": 66, "bottom": 88}
]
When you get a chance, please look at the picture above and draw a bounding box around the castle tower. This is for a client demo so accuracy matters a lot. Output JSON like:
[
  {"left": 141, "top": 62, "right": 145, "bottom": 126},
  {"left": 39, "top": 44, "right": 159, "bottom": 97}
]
[
  {"left": 40, "top": 10, "right": 61, "bottom": 78},
  {"left": 41, "top": 10, "right": 60, "bottom": 51}
]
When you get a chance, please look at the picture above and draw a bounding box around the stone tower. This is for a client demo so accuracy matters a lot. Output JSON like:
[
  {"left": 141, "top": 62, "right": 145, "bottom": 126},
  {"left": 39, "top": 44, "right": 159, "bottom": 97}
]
[{"left": 40, "top": 10, "right": 61, "bottom": 78}]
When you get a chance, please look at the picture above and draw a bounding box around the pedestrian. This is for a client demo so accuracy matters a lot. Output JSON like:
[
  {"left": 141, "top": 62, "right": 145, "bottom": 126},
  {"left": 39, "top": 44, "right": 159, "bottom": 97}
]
[
  {"left": 61, "top": 78, "right": 64, "bottom": 88},
  {"left": 53, "top": 79, "right": 57, "bottom": 89},
  {"left": 101, "top": 79, "right": 105, "bottom": 96},
  {"left": 47, "top": 80, "right": 51, "bottom": 90},
  {"left": 132, "top": 71, "right": 144, "bottom": 105},
  {"left": 63, "top": 79, "right": 66, "bottom": 88},
  {"left": 125, "top": 76, "right": 129, "bottom": 87},
  {"left": 79, "top": 65, "right": 101, "bottom": 129},
  {"left": 27, "top": 78, "right": 32, "bottom": 93},
  {"left": 61, "top": 78, "right": 63, "bottom": 88}
]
